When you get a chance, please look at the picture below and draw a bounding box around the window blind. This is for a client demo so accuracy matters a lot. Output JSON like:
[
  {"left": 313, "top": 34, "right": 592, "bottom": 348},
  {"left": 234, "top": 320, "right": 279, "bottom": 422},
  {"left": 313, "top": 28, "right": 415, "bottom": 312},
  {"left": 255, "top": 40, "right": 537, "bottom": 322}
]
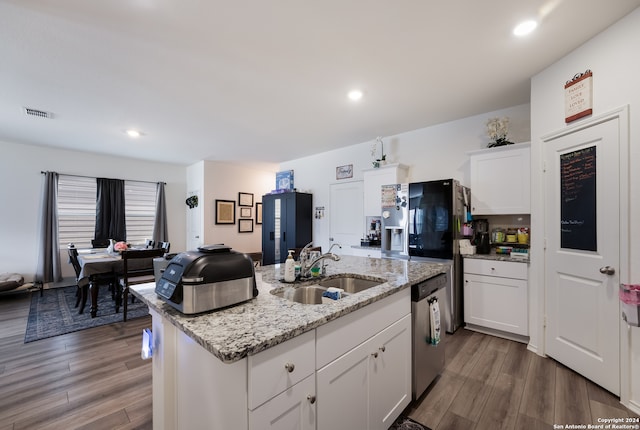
[{"left": 57, "top": 175, "right": 157, "bottom": 248}]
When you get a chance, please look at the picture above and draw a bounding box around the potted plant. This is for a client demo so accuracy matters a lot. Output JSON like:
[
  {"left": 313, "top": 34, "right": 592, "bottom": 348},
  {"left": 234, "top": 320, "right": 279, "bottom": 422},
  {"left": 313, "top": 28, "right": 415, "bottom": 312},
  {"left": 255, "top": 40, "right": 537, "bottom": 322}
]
[
  {"left": 486, "top": 117, "right": 514, "bottom": 148},
  {"left": 371, "top": 136, "right": 387, "bottom": 168}
]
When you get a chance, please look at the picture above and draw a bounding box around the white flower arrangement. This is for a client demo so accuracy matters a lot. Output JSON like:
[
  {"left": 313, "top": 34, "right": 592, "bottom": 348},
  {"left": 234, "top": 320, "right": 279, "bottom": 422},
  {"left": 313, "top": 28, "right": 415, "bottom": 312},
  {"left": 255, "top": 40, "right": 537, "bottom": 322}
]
[
  {"left": 371, "top": 136, "right": 386, "bottom": 167},
  {"left": 486, "top": 117, "right": 514, "bottom": 147}
]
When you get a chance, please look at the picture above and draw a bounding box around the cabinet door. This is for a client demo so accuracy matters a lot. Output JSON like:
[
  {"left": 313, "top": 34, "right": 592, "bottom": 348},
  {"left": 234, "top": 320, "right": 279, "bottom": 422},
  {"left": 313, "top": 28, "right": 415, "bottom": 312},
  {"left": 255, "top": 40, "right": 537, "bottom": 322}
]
[
  {"left": 470, "top": 144, "right": 530, "bottom": 214},
  {"left": 363, "top": 164, "right": 408, "bottom": 217},
  {"left": 249, "top": 374, "right": 316, "bottom": 430},
  {"left": 464, "top": 273, "right": 528, "bottom": 335},
  {"left": 317, "top": 341, "right": 369, "bottom": 430},
  {"left": 369, "top": 315, "right": 412, "bottom": 430}
]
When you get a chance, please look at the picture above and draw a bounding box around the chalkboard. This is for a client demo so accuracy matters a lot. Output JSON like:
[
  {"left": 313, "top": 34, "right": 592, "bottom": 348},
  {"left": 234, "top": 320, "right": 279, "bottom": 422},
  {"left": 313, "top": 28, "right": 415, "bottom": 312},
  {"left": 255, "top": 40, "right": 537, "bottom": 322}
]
[{"left": 560, "top": 146, "right": 596, "bottom": 251}]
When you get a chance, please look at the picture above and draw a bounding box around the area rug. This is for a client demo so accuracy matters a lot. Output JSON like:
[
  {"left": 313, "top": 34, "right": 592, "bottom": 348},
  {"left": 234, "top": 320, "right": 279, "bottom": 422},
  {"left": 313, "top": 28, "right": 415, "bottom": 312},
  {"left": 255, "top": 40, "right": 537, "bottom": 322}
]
[
  {"left": 388, "top": 415, "right": 431, "bottom": 430},
  {"left": 24, "top": 285, "right": 149, "bottom": 343}
]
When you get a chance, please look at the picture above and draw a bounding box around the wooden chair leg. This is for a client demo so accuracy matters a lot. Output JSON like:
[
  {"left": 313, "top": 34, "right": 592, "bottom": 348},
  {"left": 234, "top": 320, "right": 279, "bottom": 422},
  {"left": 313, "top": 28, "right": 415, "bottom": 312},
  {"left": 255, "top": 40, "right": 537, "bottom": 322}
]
[
  {"left": 114, "top": 283, "right": 122, "bottom": 313},
  {"left": 123, "top": 285, "right": 128, "bottom": 322},
  {"left": 74, "top": 286, "right": 81, "bottom": 308}
]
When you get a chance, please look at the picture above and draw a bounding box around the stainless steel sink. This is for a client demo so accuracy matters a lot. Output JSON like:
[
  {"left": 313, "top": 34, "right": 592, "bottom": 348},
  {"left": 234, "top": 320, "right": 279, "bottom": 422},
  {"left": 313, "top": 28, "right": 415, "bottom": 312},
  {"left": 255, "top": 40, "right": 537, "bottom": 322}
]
[
  {"left": 271, "top": 275, "right": 386, "bottom": 304},
  {"left": 318, "top": 275, "right": 385, "bottom": 293},
  {"left": 271, "top": 286, "right": 328, "bottom": 304}
]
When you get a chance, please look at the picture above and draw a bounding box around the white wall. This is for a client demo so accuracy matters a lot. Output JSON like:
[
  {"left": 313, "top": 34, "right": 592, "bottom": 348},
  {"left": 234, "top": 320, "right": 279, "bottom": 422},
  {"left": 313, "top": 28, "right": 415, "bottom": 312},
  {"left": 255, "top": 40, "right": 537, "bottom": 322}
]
[
  {"left": 186, "top": 160, "right": 277, "bottom": 254},
  {"left": 530, "top": 7, "right": 640, "bottom": 411},
  {"left": 279, "top": 103, "right": 531, "bottom": 254},
  {"left": 0, "top": 140, "right": 187, "bottom": 280}
]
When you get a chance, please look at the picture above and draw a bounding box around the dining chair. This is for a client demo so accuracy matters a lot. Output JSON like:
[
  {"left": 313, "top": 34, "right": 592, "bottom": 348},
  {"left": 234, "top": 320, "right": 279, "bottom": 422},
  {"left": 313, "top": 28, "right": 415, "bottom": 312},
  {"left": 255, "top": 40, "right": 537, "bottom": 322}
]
[
  {"left": 68, "top": 244, "right": 116, "bottom": 312},
  {"left": 91, "top": 238, "right": 110, "bottom": 248},
  {"left": 144, "top": 239, "right": 155, "bottom": 249},
  {"left": 117, "top": 248, "right": 165, "bottom": 321}
]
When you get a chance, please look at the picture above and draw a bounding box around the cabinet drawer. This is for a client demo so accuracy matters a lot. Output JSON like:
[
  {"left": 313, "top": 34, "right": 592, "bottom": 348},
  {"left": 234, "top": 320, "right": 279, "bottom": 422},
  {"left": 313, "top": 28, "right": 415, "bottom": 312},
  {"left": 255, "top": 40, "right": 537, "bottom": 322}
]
[
  {"left": 248, "top": 330, "right": 315, "bottom": 410},
  {"left": 464, "top": 258, "right": 527, "bottom": 280}
]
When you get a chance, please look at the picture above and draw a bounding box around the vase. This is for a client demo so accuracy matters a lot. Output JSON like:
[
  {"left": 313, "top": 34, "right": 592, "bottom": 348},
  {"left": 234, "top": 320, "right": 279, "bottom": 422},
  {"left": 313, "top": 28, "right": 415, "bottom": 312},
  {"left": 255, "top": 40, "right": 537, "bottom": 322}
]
[{"left": 372, "top": 161, "right": 380, "bottom": 168}]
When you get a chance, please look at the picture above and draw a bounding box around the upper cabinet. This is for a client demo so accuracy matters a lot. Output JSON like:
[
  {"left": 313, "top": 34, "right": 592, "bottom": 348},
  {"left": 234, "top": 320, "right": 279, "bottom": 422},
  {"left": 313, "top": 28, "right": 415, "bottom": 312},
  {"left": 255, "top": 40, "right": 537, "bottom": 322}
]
[
  {"left": 468, "top": 143, "right": 531, "bottom": 215},
  {"left": 363, "top": 164, "right": 409, "bottom": 217}
]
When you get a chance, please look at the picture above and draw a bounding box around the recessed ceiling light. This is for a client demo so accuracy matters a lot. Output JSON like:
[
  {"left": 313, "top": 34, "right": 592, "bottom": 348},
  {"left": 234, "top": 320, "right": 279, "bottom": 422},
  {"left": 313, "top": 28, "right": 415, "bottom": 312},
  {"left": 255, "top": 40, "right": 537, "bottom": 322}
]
[
  {"left": 513, "top": 20, "right": 538, "bottom": 36},
  {"left": 347, "top": 89, "right": 363, "bottom": 101},
  {"left": 126, "top": 129, "right": 141, "bottom": 138}
]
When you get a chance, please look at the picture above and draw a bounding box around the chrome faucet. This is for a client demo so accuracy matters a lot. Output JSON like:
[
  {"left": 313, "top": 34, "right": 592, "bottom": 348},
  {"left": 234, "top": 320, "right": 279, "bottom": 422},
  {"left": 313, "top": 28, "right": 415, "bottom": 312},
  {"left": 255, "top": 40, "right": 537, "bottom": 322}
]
[
  {"left": 298, "top": 241, "right": 315, "bottom": 275},
  {"left": 301, "top": 251, "right": 341, "bottom": 278},
  {"left": 323, "top": 243, "right": 342, "bottom": 274}
]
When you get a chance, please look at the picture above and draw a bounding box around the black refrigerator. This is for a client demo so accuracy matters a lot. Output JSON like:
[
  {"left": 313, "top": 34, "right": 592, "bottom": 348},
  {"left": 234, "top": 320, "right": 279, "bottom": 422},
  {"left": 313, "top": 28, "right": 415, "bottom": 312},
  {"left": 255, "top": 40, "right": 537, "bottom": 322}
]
[{"left": 408, "top": 179, "right": 470, "bottom": 333}]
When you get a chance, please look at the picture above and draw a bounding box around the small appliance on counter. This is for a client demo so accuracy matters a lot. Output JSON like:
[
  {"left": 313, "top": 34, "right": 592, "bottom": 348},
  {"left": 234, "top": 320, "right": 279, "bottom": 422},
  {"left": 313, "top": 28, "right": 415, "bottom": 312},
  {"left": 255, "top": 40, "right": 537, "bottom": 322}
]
[
  {"left": 472, "top": 218, "right": 491, "bottom": 254},
  {"left": 155, "top": 245, "right": 258, "bottom": 314}
]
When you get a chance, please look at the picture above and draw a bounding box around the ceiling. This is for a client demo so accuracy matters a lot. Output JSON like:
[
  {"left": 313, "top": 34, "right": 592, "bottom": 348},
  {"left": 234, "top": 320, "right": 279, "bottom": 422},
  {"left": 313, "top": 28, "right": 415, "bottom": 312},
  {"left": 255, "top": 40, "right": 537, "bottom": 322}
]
[{"left": 1, "top": 1, "right": 639, "bottom": 166}]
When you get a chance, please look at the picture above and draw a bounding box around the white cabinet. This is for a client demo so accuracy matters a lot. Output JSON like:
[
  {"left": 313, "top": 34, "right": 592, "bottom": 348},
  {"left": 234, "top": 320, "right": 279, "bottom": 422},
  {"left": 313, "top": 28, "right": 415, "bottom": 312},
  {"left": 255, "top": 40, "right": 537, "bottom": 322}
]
[
  {"left": 248, "top": 330, "right": 315, "bottom": 409},
  {"left": 248, "top": 330, "right": 316, "bottom": 430},
  {"left": 468, "top": 142, "right": 530, "bottom": 215},
  {"left": 316, "top": 290, "right": 411, "bottom": 430},
  {"left": 150, "top": 289, "right": 411, "bottom": 430},
  {"left": 463, "top": 259, "right": 528, "bottom": 338},
  {"left": 317, "top": 316, "right": 411, "bottom": 430},
  {"left": 363, "top": 164, "right": 408, "bottom": 217},
  {"left": 249, "top": 374, "right": 316, "bottom": 430}
]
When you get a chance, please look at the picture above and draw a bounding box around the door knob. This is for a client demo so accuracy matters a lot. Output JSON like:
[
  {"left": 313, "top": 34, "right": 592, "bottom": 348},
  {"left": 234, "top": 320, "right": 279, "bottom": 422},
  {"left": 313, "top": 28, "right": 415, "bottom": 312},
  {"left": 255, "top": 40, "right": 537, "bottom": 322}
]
[
  {"left": 599, "top": 266, "right": 615, "bottom": 275},
  {"left": 307, "top": 394, "right": 316, "bottom": 404}
]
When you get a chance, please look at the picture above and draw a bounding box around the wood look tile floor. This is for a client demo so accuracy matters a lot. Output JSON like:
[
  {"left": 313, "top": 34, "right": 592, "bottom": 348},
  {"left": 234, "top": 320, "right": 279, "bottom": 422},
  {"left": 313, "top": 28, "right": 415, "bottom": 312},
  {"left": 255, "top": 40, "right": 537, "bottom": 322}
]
[
  {"left": 407, "top": 328, "right": 639, "bottom": 430},
  {"left": 1, "top": 291, "right": 638, "bottom": 429},
  {"left": 0, "top": 291, "right": 152, "bottom": 430}
]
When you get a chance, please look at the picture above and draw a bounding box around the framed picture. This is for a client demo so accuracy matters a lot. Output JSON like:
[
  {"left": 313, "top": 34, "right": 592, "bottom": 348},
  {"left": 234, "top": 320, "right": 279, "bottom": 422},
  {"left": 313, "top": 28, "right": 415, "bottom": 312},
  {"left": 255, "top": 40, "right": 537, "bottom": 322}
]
[
  {"left": 238, "top": 219, "right": 253, "bottom": 233},
  {"left": 238, "top": 192, "right": 254, "bottom": 207},
  {"left": 215, "top": 199, "right": 236, "bottom": 224},
  {"left": 240, "top": 207, "right": 252, "bottom": 218},
  {"left": 336, "top": 164, "right": 353, "bottom": 180},
  {"left": 256, "top": 202, "right": 262, "bottom": 225}
]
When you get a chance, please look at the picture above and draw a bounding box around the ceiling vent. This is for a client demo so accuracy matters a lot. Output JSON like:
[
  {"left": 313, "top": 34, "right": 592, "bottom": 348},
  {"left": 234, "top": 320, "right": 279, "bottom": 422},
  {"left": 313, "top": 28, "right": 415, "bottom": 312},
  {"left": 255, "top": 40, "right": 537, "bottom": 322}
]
[{"left": 23, "top": 107, "right": 53, "bottom": 119}]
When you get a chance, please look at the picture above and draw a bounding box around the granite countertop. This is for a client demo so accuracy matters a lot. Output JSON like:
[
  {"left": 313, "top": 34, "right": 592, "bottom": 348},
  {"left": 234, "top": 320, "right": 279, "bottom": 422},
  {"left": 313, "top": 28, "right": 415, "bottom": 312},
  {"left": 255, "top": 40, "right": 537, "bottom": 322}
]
[
  {"left": 131, "top": 255, "right": 446, "bottom": 364},
  {"left": 463, "top": 252, "right": 529, "bottom": 263}
]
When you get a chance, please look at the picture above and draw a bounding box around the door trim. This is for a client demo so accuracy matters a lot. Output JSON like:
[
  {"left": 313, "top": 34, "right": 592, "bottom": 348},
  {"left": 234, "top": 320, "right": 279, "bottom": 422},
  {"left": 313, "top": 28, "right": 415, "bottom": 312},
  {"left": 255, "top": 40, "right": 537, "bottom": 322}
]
[{"left": 541, "top": 105, "right": 630, "bottom": 403}]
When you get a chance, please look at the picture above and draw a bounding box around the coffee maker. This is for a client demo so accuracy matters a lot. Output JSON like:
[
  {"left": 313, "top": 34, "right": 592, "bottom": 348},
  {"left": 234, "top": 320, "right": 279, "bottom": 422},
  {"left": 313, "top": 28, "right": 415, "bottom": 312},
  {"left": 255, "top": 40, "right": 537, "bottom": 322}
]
[{"left": 473, "top": 218, "right": 491, "bottom": 254}]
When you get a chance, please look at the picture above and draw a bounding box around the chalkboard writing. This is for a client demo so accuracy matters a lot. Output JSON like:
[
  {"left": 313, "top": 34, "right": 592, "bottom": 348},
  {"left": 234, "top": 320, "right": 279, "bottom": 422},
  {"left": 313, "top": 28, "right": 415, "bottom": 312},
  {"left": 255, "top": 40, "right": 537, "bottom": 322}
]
[{"left": 560, "top": 146, "right": 596, "bottom": 251}]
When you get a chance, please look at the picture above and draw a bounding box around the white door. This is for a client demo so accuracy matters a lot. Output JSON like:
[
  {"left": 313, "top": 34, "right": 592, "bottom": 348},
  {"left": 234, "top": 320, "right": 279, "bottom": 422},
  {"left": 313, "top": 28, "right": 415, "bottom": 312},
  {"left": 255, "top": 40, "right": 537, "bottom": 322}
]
[
  {"left": 329, "top": 181, "right": 364, "bottom": 255},
  {"left": 544, "top": 115, "right": 621, "bottom": 395}
]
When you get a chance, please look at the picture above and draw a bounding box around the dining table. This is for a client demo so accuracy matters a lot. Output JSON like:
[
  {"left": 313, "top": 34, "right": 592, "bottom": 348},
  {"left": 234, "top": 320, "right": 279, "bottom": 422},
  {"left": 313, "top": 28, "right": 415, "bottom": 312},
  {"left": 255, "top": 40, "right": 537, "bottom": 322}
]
[{"left": 76, "top": 249, "right": 155, "bottom": 318}]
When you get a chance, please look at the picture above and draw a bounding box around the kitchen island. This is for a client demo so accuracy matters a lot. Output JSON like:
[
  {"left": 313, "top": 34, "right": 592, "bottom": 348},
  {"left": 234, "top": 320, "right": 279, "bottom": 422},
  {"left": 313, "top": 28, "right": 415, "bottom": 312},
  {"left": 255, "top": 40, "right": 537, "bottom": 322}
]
[{"left": 131, "top": 255, "right": 446, "bottom": 430}]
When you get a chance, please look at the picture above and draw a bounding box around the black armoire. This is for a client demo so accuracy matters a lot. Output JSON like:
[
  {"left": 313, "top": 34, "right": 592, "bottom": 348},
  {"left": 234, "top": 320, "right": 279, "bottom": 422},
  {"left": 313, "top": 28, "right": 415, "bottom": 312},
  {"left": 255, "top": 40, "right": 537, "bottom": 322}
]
[{"left": 261, "top": 192, "right": 312, "bottom": 265}]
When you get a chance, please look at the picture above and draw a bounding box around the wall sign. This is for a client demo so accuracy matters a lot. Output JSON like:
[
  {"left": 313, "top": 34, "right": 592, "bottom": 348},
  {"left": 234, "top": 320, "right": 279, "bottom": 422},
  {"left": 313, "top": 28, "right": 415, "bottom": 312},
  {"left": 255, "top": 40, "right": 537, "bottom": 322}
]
[
  {"left": 336, "top": 164, "right": 353, "bottom": 180},
  {"left": 565, "top": 70, "right": 593, "bottom": 123},
  {"left": 560, "top": 146, "right": 596, "bottom": 251}
]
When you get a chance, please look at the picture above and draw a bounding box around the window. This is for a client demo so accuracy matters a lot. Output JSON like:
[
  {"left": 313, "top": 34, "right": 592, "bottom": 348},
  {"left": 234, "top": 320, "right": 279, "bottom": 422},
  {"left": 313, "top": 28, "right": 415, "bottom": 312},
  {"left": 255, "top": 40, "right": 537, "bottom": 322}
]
[
  {"left": 125, "top": 181, "right": 157, "bottom": 245},
  {"left": 57, "top": 175, "right": 157, "bottom": 248},
  {"left": 58, "top": 175, "right": 96, "bottom": 248}
]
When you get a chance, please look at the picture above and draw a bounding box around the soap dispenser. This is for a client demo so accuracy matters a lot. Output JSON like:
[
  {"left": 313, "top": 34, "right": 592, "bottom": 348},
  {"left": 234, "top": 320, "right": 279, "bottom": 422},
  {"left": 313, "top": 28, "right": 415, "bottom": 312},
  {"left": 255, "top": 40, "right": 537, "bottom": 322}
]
[{"left": 284, "top": 250, "right": 296, "bottom": 282}]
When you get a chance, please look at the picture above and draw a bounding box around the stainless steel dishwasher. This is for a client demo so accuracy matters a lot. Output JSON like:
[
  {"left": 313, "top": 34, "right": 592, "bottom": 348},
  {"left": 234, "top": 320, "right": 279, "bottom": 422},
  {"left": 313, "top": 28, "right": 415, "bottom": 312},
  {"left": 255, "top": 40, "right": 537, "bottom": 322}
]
[{"left": 412, "top": 270, "right": 449, "bottom": 399}]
